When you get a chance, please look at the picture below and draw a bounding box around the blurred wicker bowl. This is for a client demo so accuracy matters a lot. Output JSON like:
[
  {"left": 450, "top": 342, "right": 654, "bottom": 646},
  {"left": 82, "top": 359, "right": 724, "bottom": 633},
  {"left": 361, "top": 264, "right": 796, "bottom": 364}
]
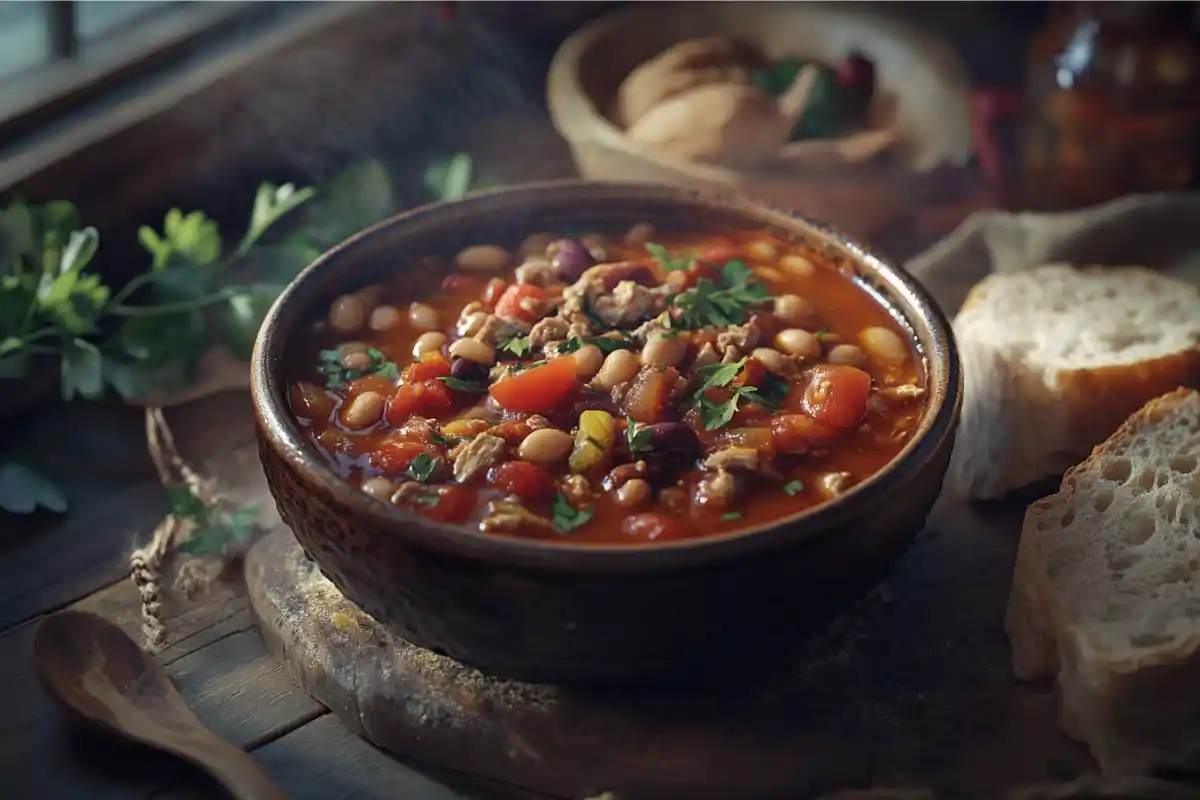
[{"left": 547, "top": 4, "right": 974, "bottom": 240}]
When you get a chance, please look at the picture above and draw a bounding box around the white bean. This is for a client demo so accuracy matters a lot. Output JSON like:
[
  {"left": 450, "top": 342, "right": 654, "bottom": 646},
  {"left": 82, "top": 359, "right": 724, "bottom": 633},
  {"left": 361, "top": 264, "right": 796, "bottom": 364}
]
[
  {"left": 773, "top": 294, "right": 817, "bottom": 328},
  {"left": 624, "top": 222, "right": 656, "bottom": 246},
  {"left": 368, "top": 305, "right": 403, "bottom": 331},
  {"left": 746, "top": 240, "right": 778, "bottom": 261},
  {"left": 593, "top": 349, "right": 640, "bottom": 389},
  {"left": 329, "top": 294, "right": 366, "bottom": 332},
  {"left": 640, "top": 333, "right": 688, "bottom": 367},
  {"left": 408, "top": 302, "right": 440, "bottom": 331},
  {"left": 340, "top": 349, "right": 372, "bottom": 372},
  {"left": 750, "top": 347, "right": 793, "bottom": 375},
  {"left": 362, "top": 476, "right": 395, "bottom": 500},
  {"left": 342, "top": 391, "right": 385, "bottom": 429},
  {"left": 413, "top": 331, "right": 448, "bottom": 358},
  {"left": 779, "top": 253, "right": 816, "bottom": 278},
  {"left": 615, "top": 478, "right": 651, "bottom": 508},
  {"left": 520, "top": 232, "right": 555, "bottom": 257},
  {"left": 859, "top": 326, "right": 908, "bottom": 363},
  {"left": 775, "top": 328, "right": 822, "bottom": 360},
  {"left": 455, "top": 244, "right": 510, "bottom": 273},
  {"left": 827, "top": 344, "right": 868, "bottom": 367},
  {"left": 571, "top": 344, "right": 604, "bottom": 380},
  {"left": 449, "top": 337, "right": 496, "bottom": 365},
  {"left": 517, "top": 428, "right": 573, "bottom": 465}
]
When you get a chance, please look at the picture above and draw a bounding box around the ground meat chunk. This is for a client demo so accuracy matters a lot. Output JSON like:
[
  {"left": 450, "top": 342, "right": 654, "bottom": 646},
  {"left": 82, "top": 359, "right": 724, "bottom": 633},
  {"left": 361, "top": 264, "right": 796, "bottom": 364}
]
[
  {"left": 479, "top": 496, "right": 555, "bottom": 534},
  {"left": 395, "top": 416, "right": 439, "bottom": 443},
  {"left": 819, "top": 471, "right": 854, "bottom": 498},
  {"left": 514, "top": 258, "right": 557, "bottom": 287},
  {"left": 716, "top": 322, "right": 761, "bottom": 354},
  {"left": 691, "top": 342, "right": 720, "bottom": 370},
  {"left": 693, "top": 468, "right": 739, "bottom": 511},
  {"left": 529, "top": 315, "right": 570, "bottom": 347},
  {"left": 703, "top": 446, "right": 761, "bottom": 473},
  {"left": 452, "top": 433, "right": 506, "bottom": 483},
  {"left": 560, "top": 474, "right": 594, "bottom": 504},
  {"left": 592, "top": 280, "right": 655, "bottom": 327}
]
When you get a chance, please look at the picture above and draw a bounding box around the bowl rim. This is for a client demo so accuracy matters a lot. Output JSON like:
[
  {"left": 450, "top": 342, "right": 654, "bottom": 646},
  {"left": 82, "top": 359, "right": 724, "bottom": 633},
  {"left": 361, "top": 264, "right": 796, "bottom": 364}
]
[{"left": 251, "top": 179, "right": 962, "bottom": 572}]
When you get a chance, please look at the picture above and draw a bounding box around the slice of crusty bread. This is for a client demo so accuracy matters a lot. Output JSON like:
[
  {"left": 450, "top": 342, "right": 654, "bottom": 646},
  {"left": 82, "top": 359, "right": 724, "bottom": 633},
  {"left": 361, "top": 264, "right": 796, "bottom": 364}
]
[
  {"left": 948, "top": 264, "right": 1200, "bottom": 500},
  {"left": 1006, "top": 388, "right": 1200, "bottom": 774}
]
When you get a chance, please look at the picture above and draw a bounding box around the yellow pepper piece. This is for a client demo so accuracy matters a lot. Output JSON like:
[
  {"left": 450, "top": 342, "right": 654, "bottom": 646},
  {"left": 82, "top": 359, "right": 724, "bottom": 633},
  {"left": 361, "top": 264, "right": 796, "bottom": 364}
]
[{"left": 569, "top": 410, "right": 615, "bottom": 473}]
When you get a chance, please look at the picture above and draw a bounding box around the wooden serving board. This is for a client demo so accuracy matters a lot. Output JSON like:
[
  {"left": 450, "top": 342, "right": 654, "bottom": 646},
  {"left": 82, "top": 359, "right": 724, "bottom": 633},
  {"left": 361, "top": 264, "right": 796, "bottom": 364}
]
[{"left": 245, "top": 489, "right": 1098, "bottom": 800}]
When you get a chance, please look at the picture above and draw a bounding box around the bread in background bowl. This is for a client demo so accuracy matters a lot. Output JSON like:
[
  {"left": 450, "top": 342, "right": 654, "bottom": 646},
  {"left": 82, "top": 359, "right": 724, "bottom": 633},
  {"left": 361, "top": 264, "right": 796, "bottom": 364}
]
[
  {"left": 547, "top": 5, "right": 973, "bottom": 240},
  {"left": 250, "top": 181, "right": 962, "bottom": 686}
]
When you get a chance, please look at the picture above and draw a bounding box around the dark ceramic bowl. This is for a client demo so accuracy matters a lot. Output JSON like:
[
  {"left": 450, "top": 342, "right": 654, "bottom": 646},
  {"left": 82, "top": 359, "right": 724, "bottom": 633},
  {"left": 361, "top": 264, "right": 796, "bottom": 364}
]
[{"left": 251, "top": 181, "right": 962, "bottom": 686}]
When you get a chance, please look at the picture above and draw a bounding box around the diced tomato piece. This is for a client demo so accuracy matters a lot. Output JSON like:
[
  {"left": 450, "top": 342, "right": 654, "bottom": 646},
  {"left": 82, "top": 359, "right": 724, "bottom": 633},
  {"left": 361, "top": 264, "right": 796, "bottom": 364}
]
[
  {"left": 418, "top": 378, "right": 454, "bottom": 411},
  {"left": 482, "top": 278, "right": 508, "bottom": 310},
  {"left": 489, "top": 357, "right": 577, "bottom": 413},
  {"left": 371, "top": 440, "right": 435, "bottom": 472},
  {"left": 404, "top": 352, "right": 451, "bottom": 383},
  {"left": 771, "top": 414, "right": 843, "bottom": 453},
  {"left": 494, "top": 284, "right": 547, "bottom": 324},
  {"left": 801, "top": 364, "right": 872, "bottom": 429},
  {"left": 486, "top": 461, "right": 557, "bottom": 503},
  {"left": 621, "top": 512, "right": 688, "bottom": 542},
  {"left": 622, "top": 366, "right": 679, "bottom": 423},
  {"left": 733, "top": 357, "right": 767, "bottom": 388},
  {"left": 384, "top": 379, "right": 454, "bottom": 425},
  {"left": 417, "top": 485, "right": 475, "bottom": 524},
  {"left": 384, "top": 383, "right": 422, "bottom": 424},
  {"left": 730, "top": 401, "right": 770, "bottom": 427}
]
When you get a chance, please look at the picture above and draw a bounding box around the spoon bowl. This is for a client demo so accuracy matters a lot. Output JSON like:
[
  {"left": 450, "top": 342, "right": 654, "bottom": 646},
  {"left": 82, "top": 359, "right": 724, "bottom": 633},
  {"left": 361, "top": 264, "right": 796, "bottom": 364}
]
[{"left": 34, "top": 610, "right": 285, "bottom": 800}]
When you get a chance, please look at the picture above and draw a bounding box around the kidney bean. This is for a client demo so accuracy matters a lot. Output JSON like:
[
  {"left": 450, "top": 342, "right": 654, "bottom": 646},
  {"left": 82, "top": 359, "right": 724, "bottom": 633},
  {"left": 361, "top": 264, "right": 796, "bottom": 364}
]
[
  {"left": 549, "top": 238, "right": 595, "bottom": 282},
  {"left": 450, "top": 357, "right": 489, "bottom": 383},
  {"left": 644, "top": 422, "right": 701, "bottom": 461}
]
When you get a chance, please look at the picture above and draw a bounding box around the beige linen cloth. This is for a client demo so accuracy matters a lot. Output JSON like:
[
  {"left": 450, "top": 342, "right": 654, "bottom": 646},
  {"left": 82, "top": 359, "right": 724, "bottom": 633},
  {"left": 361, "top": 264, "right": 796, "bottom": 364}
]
[{"left": 905, "top": 192, "right": 1200, "bottom": 318}]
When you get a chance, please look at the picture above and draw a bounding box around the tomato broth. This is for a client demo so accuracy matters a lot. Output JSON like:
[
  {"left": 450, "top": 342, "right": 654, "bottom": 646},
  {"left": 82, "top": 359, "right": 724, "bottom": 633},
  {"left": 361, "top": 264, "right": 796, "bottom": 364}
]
[{"left": 287, "top": 225, "right": 927, "bottom": 544}]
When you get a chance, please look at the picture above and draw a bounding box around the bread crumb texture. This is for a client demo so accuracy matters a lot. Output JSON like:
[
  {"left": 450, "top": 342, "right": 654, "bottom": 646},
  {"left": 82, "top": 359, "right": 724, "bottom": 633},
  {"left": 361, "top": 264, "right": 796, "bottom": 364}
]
[
  {"left": 950, "top": 265, "right": 1200, "bottom": 499},
  {"left": 1007, "top": 389, "right": 1200, "bottom": 774}
]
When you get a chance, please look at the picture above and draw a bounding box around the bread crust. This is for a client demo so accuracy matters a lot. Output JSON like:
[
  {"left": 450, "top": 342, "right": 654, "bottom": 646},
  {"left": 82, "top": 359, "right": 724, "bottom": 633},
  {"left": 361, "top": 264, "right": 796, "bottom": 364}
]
[{"left": 1006, "top": 388, "right": 1200, "bottom": 774}]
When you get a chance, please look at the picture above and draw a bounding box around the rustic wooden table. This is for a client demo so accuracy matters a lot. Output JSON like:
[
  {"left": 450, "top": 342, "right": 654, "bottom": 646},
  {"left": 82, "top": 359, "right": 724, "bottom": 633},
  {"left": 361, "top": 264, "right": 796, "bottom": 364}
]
[{"left": 0, "top": 114, "right": 1073, "bottom": 800}]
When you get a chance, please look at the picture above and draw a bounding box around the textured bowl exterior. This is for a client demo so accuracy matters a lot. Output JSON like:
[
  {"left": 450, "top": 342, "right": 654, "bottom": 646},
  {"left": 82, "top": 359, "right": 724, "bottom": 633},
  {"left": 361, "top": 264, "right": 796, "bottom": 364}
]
[{"left": 251, "top": 181, "right": 962, "bottom": 686}]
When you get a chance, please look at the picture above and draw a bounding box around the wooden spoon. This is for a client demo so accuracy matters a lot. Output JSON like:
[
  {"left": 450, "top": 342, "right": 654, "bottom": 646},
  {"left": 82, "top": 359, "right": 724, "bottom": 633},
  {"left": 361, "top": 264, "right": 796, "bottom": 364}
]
[{"left": 33, "top": 610, "right": 286, "bottom": 800}]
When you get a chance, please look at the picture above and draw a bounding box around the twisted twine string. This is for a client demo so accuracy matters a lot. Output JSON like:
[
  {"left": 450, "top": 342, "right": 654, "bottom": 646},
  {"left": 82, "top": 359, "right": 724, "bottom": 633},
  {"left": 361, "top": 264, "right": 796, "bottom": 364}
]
[{"left": 129, "top": 406, "right": 225, "bottom": 651}]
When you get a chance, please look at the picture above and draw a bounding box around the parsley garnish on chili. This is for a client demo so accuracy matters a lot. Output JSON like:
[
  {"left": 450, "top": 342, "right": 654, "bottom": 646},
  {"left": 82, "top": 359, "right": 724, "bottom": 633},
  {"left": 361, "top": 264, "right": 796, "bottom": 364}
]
[
  {"left": 670, "top": 260, "right": 773, "bottom": 329},
  {"left": 625, "top": 417, "right": 653, "bottom": 456},
  {"left": 782, "top": 480, "right": 805, "bottom": 496},
  {"left": 437, "top": 376, "right": 487, "bottom": 393},
  {"left": 551, "top": 494, "right": 594, "bottom": 533},
  {"left": 405, "top": 452, "right": 437, "bottom": 483},
  {"left": 317, "top": 347, "right": 397, "bottom": 389},
  {"left": 645, "top": 242, "right": 696, "bottom": 272}
]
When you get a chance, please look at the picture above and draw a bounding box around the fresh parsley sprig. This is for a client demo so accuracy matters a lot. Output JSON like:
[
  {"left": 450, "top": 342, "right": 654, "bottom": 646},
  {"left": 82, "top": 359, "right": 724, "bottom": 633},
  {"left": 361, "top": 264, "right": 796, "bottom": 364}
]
[
  {"left": 552, "top": 493, "right": 594, "bottom": 533},
  {"left": 438, "top": 376, "right": 487, "bottom": 393},
  {"left": 625, "top": 417, "right": 653, "bottom": 456},
  {"left": 317, "top": 347, "right": 398, "bottom": 390},
  {"left": 670, "top": 260, "right": 773, "bottom": 330},
  {"left": 690, "top": 357, "right": 760, "bottom": 431},
  {"left": 645, "top": 242, "right": 696, "bottom": 272},
  {"left": 405, "top": 452, "right": 438, "bottom": 483}
]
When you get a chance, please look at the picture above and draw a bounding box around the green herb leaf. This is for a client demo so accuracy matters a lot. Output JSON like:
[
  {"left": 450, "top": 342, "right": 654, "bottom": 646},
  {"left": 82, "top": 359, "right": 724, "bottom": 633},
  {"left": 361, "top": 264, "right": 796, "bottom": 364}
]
[
  {"left": 694, "top": 357, "right": 747, "bottom": 393},
  {"left": 782, "top": 480, "right": 805, "bottom": 496},
  {"left": 697, "top": 385, "right": 758, "bottom": 431},
  {"left": 625, "top": 417, "right": 653, "bottom": 456},
  {"left": 139, "top": 208, "right": 222, "bottom": 269},
  {"left": 645, "top": 242, "right": 695, "bottom": 272},
  {"left": 318, "top": 347, "right": 398, "bottom": 390},
  {"left": 720, "top": 512, "right": 743, "bottom": 522},
  {"left": 60, "top": 338, "right": 105, "bottom": 400},
  {"left": 558, "top": 337, "right": 583, "bottom": 354},
  {"left": 591, "top": 333, "right": 636, "bottom": 355},
  {"left": 424, "top": 153, "right": 475, "bottom": 202},
  {"left": 237, "top": 182, "right": 316, "bottom": 255},
  {"left": 552, "top": 493, "right": 594, "bottom": 533},
  {"left": 438, "top": 376, "right": 487, "bottom": 393},
  {"left": 296, "top": 160, "right": 396, "bottom": 249},
  {"left": 430, "top": 431, "right": 453, "bottom": 447},
  {"left": 753, "top": 373, "right": 791, "bottom": 411},
  {"left": 413, "top": 493, "right": 440, "bottom": 507},
  {"left": 0, "top": 461, "right": 67, "bottom": 514},
  {"left": 499, "top": 335, "right": 532, "bottom": 357},
  {"left": 405, "top": 452, "right": 437, "bottom": 483}
]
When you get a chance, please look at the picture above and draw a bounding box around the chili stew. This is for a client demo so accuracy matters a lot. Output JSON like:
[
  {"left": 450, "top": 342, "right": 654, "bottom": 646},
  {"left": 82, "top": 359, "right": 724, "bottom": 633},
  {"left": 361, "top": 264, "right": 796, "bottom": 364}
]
[{"left": 288, "top": 225, "right": 926, "bottom": 544}]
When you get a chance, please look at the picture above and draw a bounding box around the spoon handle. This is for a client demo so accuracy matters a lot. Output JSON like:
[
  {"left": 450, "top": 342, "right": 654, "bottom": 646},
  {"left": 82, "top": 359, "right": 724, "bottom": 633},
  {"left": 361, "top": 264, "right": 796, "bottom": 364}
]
[{"left": 189, "top": 738, "right": 287, "bottom": 800}]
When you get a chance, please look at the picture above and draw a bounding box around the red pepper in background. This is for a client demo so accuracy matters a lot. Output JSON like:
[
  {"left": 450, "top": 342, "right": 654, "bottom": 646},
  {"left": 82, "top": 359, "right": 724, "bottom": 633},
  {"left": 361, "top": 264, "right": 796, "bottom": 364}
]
[{"left": 835, "top": 52, "right": 876, "bottom": 99}]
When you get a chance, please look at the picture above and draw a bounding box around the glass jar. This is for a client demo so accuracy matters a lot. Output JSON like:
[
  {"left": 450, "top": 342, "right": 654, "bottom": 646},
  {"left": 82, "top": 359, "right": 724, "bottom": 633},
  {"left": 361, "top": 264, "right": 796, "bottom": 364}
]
[{"left": 1017, "top": 1, "right": 1200, "bottom": 210}]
